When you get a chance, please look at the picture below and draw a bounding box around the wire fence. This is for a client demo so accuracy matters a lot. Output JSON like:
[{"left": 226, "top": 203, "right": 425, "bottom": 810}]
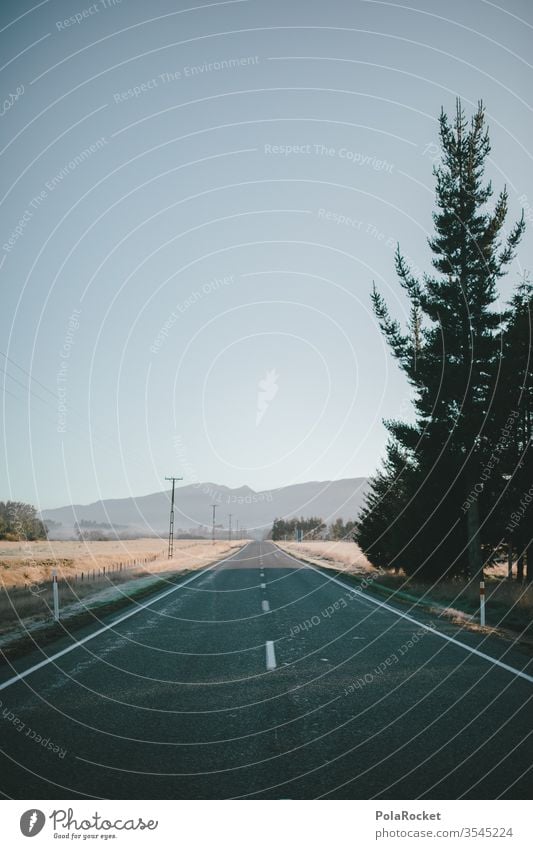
[{"left": 0, "top": 549, "right": 167, "bottom": 630}]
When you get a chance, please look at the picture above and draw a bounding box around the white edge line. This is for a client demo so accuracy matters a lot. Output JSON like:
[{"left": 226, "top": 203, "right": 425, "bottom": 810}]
[
  {"left": 276, "top": 545, "right": 533, "bottom": 685},
  {"left": 265, "top": 640, "right": 277, "bottom": 670},
  {"left": 0, "top": 542, "right": 251, "bottom": 692},
  {"left": 261, "top": 599, "right": 270, "bottom": 613}
]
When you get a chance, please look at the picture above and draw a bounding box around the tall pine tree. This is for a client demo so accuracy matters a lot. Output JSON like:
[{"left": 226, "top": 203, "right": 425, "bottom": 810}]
[{"left": 356, "top": 101, "right": 524, "bottom": 580}]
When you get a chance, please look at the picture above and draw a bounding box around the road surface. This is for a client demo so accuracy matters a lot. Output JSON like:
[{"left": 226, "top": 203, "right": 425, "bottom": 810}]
[{"left": 0, "top": 541, "right": 531, "bottom": 799}]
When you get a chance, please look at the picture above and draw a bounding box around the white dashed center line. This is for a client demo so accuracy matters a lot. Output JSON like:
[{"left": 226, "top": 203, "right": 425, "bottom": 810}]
[
  {"left": 261, "top": 599, "right": 270, "bottom": 612},
  {"left": 265, "top": 640, "right": 277, "bottom": 670}
]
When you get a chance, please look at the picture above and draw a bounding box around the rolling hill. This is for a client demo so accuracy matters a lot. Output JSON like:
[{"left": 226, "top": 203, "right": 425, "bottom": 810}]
[{"left": 41, "top": 478, "right": 369, "bottom": 539}]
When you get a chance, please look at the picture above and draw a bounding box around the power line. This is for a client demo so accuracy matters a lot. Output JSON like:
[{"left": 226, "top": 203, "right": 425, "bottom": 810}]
[
  {"left": 0, "top": 349, "right": 59, "bottom": 401},
  {"left": 1, "top": 384, "right": 29, "bottom": 404},
  {"left": 211, "top": 504, "right": 217, "bottom": 544},
  {"left": 0, "top": 364, "right": 51, "bottom": 406},
  {"left": 165, "top": 475, "right": 182, "bottom": 558}
]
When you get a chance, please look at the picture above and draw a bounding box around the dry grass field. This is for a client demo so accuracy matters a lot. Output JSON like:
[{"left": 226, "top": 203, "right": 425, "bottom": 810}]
[
  {"left": 276, "top": 540, "right": 374, "bottom": 575},
  {"left": 0, "top": 538, "right": 250, "bottom": 641},
  {"left": 0, "top": 538, "right": 246, "bottom": 588}
]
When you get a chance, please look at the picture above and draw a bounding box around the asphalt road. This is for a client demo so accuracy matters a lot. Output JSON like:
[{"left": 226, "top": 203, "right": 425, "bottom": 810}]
[{"left": 0, "top": 541, "right": 531, "bottom": 799}]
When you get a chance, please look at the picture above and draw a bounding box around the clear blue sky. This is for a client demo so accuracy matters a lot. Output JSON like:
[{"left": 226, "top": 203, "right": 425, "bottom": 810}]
[{"left": 1, "top": 0, "right": 532, "bottom": 509}]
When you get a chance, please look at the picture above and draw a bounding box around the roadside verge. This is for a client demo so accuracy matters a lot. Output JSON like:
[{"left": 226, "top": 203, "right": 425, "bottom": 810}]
[
  {"left": 0, "top": 541, "right": 248, "bottom": 664},
  {"left": 274, "top": 542, "right": 533, "bottom": 654}
]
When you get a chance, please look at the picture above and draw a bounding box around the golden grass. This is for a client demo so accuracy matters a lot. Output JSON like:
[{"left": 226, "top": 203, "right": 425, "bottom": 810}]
[
  {"left": 276, "top": 540, "right": 375, "bottom": 575},
  {"left": 0, "top": 538, "right": 247, "bottom": 588}
]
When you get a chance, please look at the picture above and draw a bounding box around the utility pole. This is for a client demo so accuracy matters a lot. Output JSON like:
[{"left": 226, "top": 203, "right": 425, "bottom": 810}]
[
  {"left": 165, "top": 475, "right": 182, "bottom": 558},
  {"left": 211, "top": 504, "right": 217, "bottom": 543},
  {"left": 228, "top": 513, "right": 232, "bottom": 541},
  {"left": 236, "top": 518, "right": 239, "bottom": 539}
]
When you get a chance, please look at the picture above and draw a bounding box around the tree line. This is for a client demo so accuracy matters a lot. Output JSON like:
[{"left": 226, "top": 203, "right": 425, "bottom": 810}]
[
  {"left": 271, "top": 516, "right": 357, "bottom": 541},
  {"left": 0, "top": 501, "right": 48, "bottom": 541},
  {"left": 355, "top": 100, "right": 532, "bottom": 582}
]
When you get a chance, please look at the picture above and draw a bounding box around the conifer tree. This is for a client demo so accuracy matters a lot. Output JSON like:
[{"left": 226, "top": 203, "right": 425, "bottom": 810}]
[
  {"left": 493, "top": 281, "right": 533, "bottom": 580},
  {"left": 356, "top": 101, "right": 524, "bottom": 579}
]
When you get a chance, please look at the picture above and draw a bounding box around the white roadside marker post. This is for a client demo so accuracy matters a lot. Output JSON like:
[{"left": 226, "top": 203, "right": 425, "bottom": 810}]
[
  {"left": 480, "top": 579, "right": 485, "bottom": 626},
  {"left": 52, "top": 570, "right": 60, "bottom": 622}
]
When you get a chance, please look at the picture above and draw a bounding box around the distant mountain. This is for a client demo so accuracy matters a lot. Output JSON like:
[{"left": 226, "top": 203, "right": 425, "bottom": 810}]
[{"left": 41, "top": 478, "right": 369, "bottom": 539}]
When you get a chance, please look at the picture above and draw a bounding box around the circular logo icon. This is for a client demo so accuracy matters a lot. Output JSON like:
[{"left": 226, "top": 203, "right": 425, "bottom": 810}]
[{"left": 20, "top": 810, "right": 46, "bottom": 837}]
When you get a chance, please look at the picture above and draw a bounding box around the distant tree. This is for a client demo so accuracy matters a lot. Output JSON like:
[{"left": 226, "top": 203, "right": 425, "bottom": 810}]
[
  {"left": 271, "top": 518, "right": 294, "bottom": 540},
  {"left": 271, "top": 516, "right": 326, "bottom": 540},
  {"left": 306, "top": 518, "right": 327, "bottom": 540},
  {"left": 330, "top": 518, "right": 358, "bottom": 540},
  {"left": 74, "top": 521, "right": 112, "bottom": 542},
  {"left": 0, "top": 501, "right": 47, "bottom": 540},
  {"left": 43, "top": 519, "right": 62, "bottom": 530}
]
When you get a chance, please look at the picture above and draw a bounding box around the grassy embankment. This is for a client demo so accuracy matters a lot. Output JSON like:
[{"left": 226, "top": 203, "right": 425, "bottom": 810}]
[{"left": 276, "top": 540, "right": 532, "bottom": 638}]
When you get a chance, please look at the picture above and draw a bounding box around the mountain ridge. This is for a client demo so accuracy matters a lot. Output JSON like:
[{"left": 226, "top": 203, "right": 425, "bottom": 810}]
[{"left": 41, "top": 477, "right": 369, "bottom": 539}]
